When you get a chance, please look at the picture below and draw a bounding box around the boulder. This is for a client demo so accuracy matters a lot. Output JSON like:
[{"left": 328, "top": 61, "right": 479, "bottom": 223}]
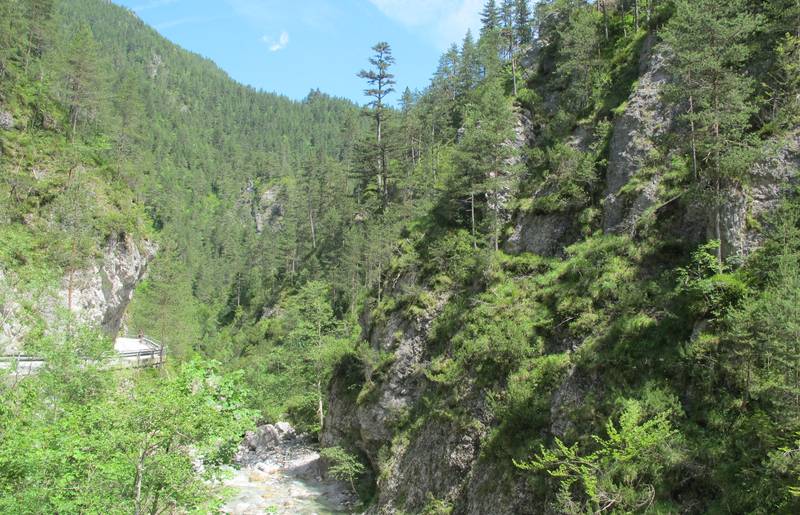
[
  {"left": 0, "top": 110, "right": 14, "bottom": 130},
  {"left": 244, "top": 422, "right": 296, "bottom": 453}
]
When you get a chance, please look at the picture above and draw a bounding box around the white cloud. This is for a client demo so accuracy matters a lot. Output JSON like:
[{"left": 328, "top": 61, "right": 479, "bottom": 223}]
[
  {"left": 263, "top": 30, "right": 290, "bottom": 52},
  {"left": 367, "top": 0, "right": 482, "bottom": 49}
]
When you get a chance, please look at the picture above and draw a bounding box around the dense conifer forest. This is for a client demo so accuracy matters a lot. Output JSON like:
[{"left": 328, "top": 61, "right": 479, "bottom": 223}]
[{"left": 1, "top": 0, "right": 800, "bottom": 512}]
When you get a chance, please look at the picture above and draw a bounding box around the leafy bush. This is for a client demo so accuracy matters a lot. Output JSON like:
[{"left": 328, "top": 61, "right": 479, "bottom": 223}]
[
  {"left": 320, "top": 446, "right": 366, "bottom": 493},
  {"left": 517, "top": 398, "right": 683, "bottom": 513}
]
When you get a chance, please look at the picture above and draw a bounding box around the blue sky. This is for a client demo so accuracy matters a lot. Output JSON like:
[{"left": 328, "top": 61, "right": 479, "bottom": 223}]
[{"left": 113, "top": 0, "right": 485, "bottom": 105}]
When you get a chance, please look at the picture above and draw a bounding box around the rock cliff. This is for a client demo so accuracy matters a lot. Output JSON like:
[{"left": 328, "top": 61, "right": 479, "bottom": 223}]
[
  {"left": 58, "top": 234, "right": 157, "bottom": 335},
  {"left": 322, "top": 32, "right": 800, "bottom": 515},
  {"left": 0, "top": 234, "right": 155, "bottom": 354},
  {"left": 602, "top": 35, "right": 674, "bottom": 234}
]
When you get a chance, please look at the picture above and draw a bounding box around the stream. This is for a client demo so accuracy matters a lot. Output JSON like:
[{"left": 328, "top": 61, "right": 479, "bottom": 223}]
[{"left": 220, "top": 423, "right": 356, "bottom": 514}]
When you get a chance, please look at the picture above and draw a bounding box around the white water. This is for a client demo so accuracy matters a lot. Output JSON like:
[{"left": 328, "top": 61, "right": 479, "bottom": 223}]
[{"left": 220, "top": 436, "right": 355, "bottom": 514}]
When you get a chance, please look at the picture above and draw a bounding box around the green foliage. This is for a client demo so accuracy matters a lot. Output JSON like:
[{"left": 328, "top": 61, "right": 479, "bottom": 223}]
[
  {"left": 676, "top": 241, "right": 747, "bottom": 320},
  {"left": 517, "top": 398, "right": 682, "bottom": 513},
  {"left": 528, "top": 141, "right": 598, "bottom": 213},
  {"left": 451, "top": 275, "right": 543, "bottom": 383},
  {"left": 0, "top": 329, "right": 256, "bottom": 513},
  {"left": 320, "top": 446, "right": 366, "bottom": 493},
  {"left": 2, "top": 0, "right": 800, "bottom": 512},
  {"left": 232, "top": 281, "right": 355, "bottom": 432}
]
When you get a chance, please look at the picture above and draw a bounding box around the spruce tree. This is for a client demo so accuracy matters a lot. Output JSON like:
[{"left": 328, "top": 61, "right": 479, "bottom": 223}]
[
  {"left": 453, "top": 79, "right": 518, "bottom": 250},
  {"left": 357, "top": 42, "right": 396, "bottom": 205},
  {"left": 515, "top": 0, "right": 532, "bottom": 46},
  {"left": 60, "top": 25, "right": 105, "bottom": 138},
  {"left": 662, "top": 0, "right": 762, "bottom": 261},
  {"left": 24, "top": 0, "right": 54, "bottom": 68},
  {"left": 457, "top": 30, "right": 480, "bottom": 96},
  {"left": 481, "top": 0, "right": 500, "bottom": 35}
]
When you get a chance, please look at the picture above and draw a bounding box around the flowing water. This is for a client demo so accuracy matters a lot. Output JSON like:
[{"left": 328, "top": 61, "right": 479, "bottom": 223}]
[{"left": 220, "top": 433, "right": 355, "bottom": 514}]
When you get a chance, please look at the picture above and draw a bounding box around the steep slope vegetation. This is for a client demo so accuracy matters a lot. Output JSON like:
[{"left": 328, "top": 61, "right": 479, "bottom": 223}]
[
  {"left": 319, "top": 1, "right": 800, "bottom": 513},
  {"left": 3, "top": 0, "right": 800, "bottom": 512}
]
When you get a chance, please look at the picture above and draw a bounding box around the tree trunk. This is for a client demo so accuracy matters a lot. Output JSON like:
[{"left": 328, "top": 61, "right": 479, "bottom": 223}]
[
  {"left": 689, "top": 94, "right": 698, "bottom": 181},
  {"left": 316, "top": 320, "right": 325, "bottom": 431},
  {"left": 309, "top": 208, "right": 317, "bottom": 249},
  {"left": 511, "top": 54, "right": 518, "bottom": 97},
  {"left": 470, "top": 191, "right": 477, "bottom": 249},
  {"left": 134, "top": 446, "right": 148, "bottom": 515},
  {"left": 149, "top": 439, "right": 172, "bottom": 515},
  {"left": 317, "top": 378, "right": 324, "bottom": 431},
  {"left": 493, "top": 187, "right": 500, "bottom": 252},
  {"left": 377, "top": 261, "right": 382, "bottom": 303},
  {"left": 67, "top": 239, "right": 78, "bottom": 312}
]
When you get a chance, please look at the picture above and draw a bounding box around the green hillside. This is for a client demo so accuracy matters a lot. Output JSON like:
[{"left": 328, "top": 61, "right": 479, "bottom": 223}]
[{"left": 2, "top": 0, "right": 800, "bottom": 512}]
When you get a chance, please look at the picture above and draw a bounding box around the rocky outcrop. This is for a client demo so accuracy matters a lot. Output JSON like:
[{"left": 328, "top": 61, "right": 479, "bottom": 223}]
[
  {"left": 373, "top": 416, "right": 486, "bottom": 512},
  {"left": 505, "top": 124, "right": 592, "bottom": 257},
  {"left": 716, "top": 131, "right": 800, "bottom": 258},
  {"left": 0, "top": 269, "right": 35, "bottom": 354},
  {"left": 457, "top": 457, "right": 536, "bottom": 515},
  {"left": 0, "top": 235, "right": 155, "bottom": 354},
  {"left": 603, "top": 35, "right": 673, "bottom": 234},
  {"left": 353, "top": 292, "right": 449, "bottom": 464},
  {"left": 239, "top": 422, "right": 297, "bottom": 462},
  {"left": 59, "top": 235, "right": 156, "bottom": 335},
  {"left": 322, "top": 286, "right": 542, "bottom": 514},
  {"left": 505, "top": 211, "right": 580, "bottom": 257},
  {"left": 490, "top": 108, "right": 535, "bottom": 225},
  {"left": 253, "top": 186, "right": 284, "bottom": 234},
  {"left": 0, "top": 110, "right": 14, "bottom": 130}
]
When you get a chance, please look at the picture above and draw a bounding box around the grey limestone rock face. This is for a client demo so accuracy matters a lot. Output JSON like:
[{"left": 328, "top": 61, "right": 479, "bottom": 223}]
[
  {"left": 253, "top": 186, "right": 284, "bottom": 234},
  {"left": 0, "top": 235, "right": 155, "bottom": 354},
  {"left": 354, "top": 292, "right": 449, "bottom": 465},
  {"left": 458, "top": 457, "right": 538, "bottom": 515},
  {"left": 504, "top": 123, "right": 592, "bottom": 257},
  {"left": 716, "top": 131, "right": 800, "bottom": 259},
  {"left": 370, "top": 417, "right": 485, "bottom": 513},
  {"left": 59, "top": 235, "right": 157, "bottom": 335},
  {"left": 505, "top": 211, "right": 579, "bottom": 257},
  {"left": 242, "top": 422, "right": 296, "bottom": 456},
  {"left": 603, "top": 35, "right": 673, "bottom": 234},
  {"left": 484, "top": 107, "right": 535, "bottom": 236}
]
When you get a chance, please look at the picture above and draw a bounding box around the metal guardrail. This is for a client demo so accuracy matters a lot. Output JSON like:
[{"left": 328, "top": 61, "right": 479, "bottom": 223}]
[{"left": 0, "top": 336, "right": 166, "bottom": 375}]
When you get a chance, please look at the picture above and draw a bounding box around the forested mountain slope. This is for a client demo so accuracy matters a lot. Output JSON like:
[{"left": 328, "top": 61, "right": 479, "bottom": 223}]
[
  {"left": 0, "top": 0, "right": 360, "bottom": 510},
  {"left": 317, "top": 1, "right": 800, "bottom": 513},
  {"left": 1, "top": 0, "right": 800, "bottom": 513}
]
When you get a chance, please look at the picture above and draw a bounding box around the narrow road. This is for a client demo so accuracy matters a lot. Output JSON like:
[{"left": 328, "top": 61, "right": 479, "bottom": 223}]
[{"left": 0, "top": 336, "right": 165, "bottom": 375}]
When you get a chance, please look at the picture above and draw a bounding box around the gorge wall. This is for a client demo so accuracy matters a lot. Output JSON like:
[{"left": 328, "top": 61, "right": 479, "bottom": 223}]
[
  {"left": 0, "top": 234, "right": 155, "bottom": 353},
  {"left": 321, "top": 34, "right": 799, "bottom": 514}
]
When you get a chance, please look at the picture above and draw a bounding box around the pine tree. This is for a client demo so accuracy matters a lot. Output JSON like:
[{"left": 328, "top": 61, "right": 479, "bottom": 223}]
[
  {"left": 557, "top": 4, "right": 604, "bottom": 114},
  {"left": 453, "top": 79, "right": 518, "bottom": 250},
  {"left": 662, "top": 0, "right": 762, "bottom": 261},
  {"left": 0, "top": 0, "right": 26, "bottom": 74},
  {"left": 457, "top": 30, "right": 480, "bottom": 96},
  {"left": 481, "top": 0, "right": 500, "bottom": 35},
  {"left": 357, "top": 42, "right": 396, "bottom": 205},
  {"left": 60, "top": 25, "right": 105, "bottom": 138},
  {"left": 515, "top": 0, "right": 532, "bottom": 46},
  {"left": 24, "top": 0, "right": 54, "bottom": 69}
]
